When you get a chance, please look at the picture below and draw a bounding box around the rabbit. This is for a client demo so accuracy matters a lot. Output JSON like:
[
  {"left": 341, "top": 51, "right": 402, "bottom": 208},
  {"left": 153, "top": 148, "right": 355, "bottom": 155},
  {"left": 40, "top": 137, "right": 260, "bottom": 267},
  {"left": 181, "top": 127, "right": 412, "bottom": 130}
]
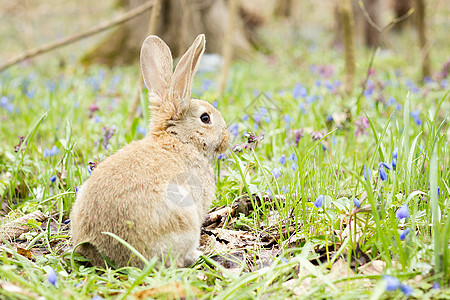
[{"left": 71, "top": 34, "right": 230, "bottom": 269}]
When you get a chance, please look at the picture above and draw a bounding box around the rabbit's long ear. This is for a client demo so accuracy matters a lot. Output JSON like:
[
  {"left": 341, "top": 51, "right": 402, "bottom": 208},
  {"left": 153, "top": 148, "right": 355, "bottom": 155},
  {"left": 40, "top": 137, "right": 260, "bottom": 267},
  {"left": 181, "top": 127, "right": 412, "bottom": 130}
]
[
  {"left": 140, "top": 35, "right": 173, "bottom": 107},
  {"left": 170, "top": 34, "right": 205, "bottom": 113}
]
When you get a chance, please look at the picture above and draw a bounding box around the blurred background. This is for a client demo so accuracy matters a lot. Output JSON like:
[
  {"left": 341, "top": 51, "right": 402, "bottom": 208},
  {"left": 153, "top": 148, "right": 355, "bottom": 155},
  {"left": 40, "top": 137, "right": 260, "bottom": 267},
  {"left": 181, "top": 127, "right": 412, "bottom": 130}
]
[{"left": 0, "top": 0, "right": 449, "bottom": 79}]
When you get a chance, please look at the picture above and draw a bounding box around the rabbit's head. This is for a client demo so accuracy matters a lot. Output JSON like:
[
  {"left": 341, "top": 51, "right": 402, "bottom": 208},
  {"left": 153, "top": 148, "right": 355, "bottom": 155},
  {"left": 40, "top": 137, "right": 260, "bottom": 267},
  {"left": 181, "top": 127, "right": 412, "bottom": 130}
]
[{"left": 141, "top": 34, "right": 229, "bottom": 159}]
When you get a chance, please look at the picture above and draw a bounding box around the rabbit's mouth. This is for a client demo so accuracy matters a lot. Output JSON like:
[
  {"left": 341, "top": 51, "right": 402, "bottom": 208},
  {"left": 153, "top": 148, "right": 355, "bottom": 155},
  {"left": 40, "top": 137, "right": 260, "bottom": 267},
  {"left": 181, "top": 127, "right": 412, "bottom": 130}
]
[{"left": 215, "top": 130, "right": 230, "bottom": 154}]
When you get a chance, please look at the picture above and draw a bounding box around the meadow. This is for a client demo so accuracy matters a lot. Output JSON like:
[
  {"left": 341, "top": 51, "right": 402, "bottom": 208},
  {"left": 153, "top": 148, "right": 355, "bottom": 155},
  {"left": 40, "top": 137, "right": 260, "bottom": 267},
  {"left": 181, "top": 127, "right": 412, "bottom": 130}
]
[{"left": 0, "top": 13, "right": 450, "bottom": 299}]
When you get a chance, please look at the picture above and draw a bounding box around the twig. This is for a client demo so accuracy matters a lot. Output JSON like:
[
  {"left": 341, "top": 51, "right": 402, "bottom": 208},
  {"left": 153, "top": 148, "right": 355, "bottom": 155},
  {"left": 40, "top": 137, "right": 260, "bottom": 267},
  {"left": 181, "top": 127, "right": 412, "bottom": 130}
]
[
  {"left": 356, "top": 3, "right": 414, "bottom": 114},
  {"left": 0, "top": 0, "right": 156, "bottom": 72},
  {"left": 128, "top": 0, "right": 162, "bottom": 126}
]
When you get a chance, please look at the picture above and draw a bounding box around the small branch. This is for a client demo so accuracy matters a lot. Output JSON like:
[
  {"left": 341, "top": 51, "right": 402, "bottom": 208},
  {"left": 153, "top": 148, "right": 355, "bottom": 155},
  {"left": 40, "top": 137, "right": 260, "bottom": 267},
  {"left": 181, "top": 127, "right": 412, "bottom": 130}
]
[
  {"left": 356, "top": 6, "right": 415, "bottom": 114},
  {"left": 0, "top": 0, "right": 156, "bottom": 72}
]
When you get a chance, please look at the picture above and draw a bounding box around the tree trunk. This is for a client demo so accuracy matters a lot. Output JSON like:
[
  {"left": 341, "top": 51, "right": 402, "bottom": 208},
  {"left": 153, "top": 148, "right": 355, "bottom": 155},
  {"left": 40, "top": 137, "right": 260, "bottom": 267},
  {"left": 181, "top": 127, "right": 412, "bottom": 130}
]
[
  {"left": 339, "top": 0, "right": 356, "bottom": 95},
  {"left": 415, "top": 0, "right": 431, "bottom": 78},
  {"left": 82, "top": 0, "right": 256, "bottom": 67}
]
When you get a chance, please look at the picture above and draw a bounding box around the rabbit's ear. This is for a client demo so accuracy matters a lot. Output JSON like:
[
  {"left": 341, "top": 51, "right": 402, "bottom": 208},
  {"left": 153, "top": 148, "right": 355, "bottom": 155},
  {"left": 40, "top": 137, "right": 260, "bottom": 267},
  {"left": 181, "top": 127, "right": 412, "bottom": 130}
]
[
  {"left": 140, "top": 35, "right": 174, "bottom": 107},
  {"left": 170, "top": 34, "right": 205, "bottom": 113}
]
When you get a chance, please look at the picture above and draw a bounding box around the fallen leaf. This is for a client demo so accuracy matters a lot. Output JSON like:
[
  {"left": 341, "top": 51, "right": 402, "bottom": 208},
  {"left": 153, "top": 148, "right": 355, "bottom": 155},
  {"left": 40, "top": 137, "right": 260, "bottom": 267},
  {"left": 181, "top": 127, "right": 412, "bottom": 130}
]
[
  {"left": 133, "top": 282, "right": 203, "bottom": 299},
  {"left": 16, "top": 247, "right": 33, "bottom": 260},
  {"left": 358, "top": 259, "right": 386, "bottom": 275}
]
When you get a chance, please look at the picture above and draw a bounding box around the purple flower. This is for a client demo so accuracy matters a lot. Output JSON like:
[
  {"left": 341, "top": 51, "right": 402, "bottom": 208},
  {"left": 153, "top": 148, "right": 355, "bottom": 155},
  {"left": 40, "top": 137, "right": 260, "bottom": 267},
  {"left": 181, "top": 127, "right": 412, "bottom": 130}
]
[
  {"left": 50, "top": 175, "right": 57, "bottom": 183},
  {"left": 289, "top": 153, "right": 297, "bottom": 161},
  {"left": 212, "top": 101, "right": 218, "bottom": 109},
  {"left": 102, "top": 126, "right": 116, "bottom": 150},
  {"left": 279, "top": 154, "right": 286, "bottom": 165},
  {"left": 432, "top": 282, "right": 440, "bottom": 289},
  {"left": 229, "top": 124, "right": 239, "bottom": 137},
  {"left": 363, "top": 165, "right": 372, "bottom": 181},
  {"left": 400, "top": 284, "right": 413, "bottom": 296},
  {"left": 387, "top": 96, "right": 396, "bottom": 105},
  {"left": 291, "top": 162, "right": 296, "bottom": 171},
  {"left": 272, "top": 168, "right": 281, "bottom": 179},
  {"left": 314, "top": 195, "right": 324, "bottom": 208},
  {"left": 292, "top": 83, "right": 307, "bottom": 99},
  {"left": 91, "top": 296, "right": 102, "bottom": 300},
  {"left": 354, "top": 117, "right": 369, "bottom": 137},
  {"left": 64, "top": 219, "right": 71, "bottom": 224},
  {"left": 217, "top": 153, "right": 226, "bottom": 160},
  {"left": 437, "top": 187, "right": 440, "bottom": 198},
  {"left": 310, "top": 131, "right": 324, "bottom": 141},
  {"left": 87, "top": 165, "right": 94, "bottom": 176},
  {"left": 411, "top": 110, "right": 421, "bottom": 126},
  {"left": 242, "top": 114, "right": 249, "bottom": 121},
  {"left": 383, "top": 275, "right": 401, "bottom": 291},
  {"left": 399, "top": 228, "right": 410, "bottom": 241},
  {"left": 379, "top": 162, "right": 392, "bottom": 170},
  {"left": 396, "top": 204, "right": 409, "bottom": 220},
  {"left": 281, "top": 186, "right": 289, "bottom": 193},
  {"left": 47, "top": 268, "right": 57, "bottom": 286},
  {"left": 353, "top": 198, "right": 361, "bottom": 208}
]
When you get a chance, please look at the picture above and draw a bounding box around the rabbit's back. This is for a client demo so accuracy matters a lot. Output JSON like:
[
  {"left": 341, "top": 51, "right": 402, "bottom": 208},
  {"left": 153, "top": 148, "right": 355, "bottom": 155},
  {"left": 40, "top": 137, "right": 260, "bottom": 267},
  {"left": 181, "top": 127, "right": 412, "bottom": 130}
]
[{"left": 71, "top": 135, "right": 214, "bottom": 267}]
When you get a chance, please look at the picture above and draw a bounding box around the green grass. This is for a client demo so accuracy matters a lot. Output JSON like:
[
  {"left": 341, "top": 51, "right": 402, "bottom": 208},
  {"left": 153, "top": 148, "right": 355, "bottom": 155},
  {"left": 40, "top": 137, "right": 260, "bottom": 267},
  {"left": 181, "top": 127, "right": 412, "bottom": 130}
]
[{"left": 1, "top": 22, "right": 450, "bottom": 299}]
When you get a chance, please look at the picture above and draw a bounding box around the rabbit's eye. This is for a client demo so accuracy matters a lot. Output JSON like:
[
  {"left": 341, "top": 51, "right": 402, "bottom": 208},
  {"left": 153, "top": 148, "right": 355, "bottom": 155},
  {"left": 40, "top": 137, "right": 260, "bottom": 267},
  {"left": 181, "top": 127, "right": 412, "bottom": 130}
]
[{"left": 200, "top": 113, "right": 211, "bottom": 124}]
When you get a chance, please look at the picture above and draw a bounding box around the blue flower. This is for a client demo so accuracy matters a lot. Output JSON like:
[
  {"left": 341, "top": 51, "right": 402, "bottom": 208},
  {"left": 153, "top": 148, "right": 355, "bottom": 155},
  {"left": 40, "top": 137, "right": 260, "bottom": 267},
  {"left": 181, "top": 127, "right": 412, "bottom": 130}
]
[
  {"left": 383, "top": 275, "right": 401, "bottom": 291},
  {"left": 212, "top": 101, "right": 218, "bottom": 109},
  {"left": 411, "top": 110, "right": 421, "bottom": 126},
  {"left": 281, "top": 186, "right": 289, "bottom": 193},
  {"left": 50, "top": 175, "right": 57, "bottom": 183},
  {"left": 396, "top": 204, "right": 409, "bottom": 220},
  {"left": 400, "top": 284, "right": 413, "bottom": 296},
  {"left": 264, "top": 116, "right": 271, "bottom": 123},
  {"left": 399, "top": 228, "right": 410, "bottom": 241},
  {"left": 378, "top": 162, "right": 391, "bottom": 181},
  {"left": 387, "top": 96, "right": 396, "bottom": 105},
  {"left": 217, "top": 153, "right": 226, "bottom": 160},
  {"left": 201, "top": 79, "right": 212, "bottom": 91},
  {"left": 47, "top": 268, "right": 57, "bottom": 286},
  {"left": 91, "top": 296, "right": 102, "bottom": 300},
  {"left": 363, "top": 165, "right": 372, "bottom": 181},
  {"left": 353, "top": 198, "right": 361, "bottom": 208},
  {"left": 437, "top": 187, "right": 440, "bottom": 198},
  {"left": 283, "top": 114, "right": 293, "bottom": 123},
  {"left": 291, "top": 162, "right": 297, "bottom": 171},
  {"left": 314, "top": 195, "right": 324, "bottom": 208},
  {"left": 292, "top": 83, "right": 307, "bottom": 99},
  {"left": 279, "top": 154, "right": 286, "bottom": 165},
  {"left": 229, "top": 124, "right": 239, "bottom": 137},
  {"left": 432, "top": 282, "right": 440, "bottom": 289},
  {"left": 136, "top": 125, "right": 147, "bottom": 136},
  {"left": 406, "top": 79, "right": 420, "bottom": 93},
  {"left": 64, "top": 219, "right": 71, "bottom": 224},
  {"left": 242, "top": 114, "right": 249, "bottom": 121},
  {"left": 87, "top": 165, "right": 93, "bottom": 176},
  {"left": 272, "top": 168, "right": 281, "bottom": 179},
  {"left": 289, "top": 153, "right": 297, "bottom": 161},
  {"left": 280, "top": 257, "right": 288, "bottom": 264},
  {"left": 392, "top": 147, "right": 398, "bottom": 169},
  {"left": 43, "top": 145, "right": 59, "bottom": 158}
]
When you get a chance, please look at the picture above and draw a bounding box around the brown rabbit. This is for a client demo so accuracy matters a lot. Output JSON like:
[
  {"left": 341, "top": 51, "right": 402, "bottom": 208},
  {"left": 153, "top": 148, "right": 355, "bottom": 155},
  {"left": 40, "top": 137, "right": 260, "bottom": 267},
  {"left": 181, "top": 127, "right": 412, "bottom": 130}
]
[{"left": 71, "top": 34, "right": 230, "bottom": 268}]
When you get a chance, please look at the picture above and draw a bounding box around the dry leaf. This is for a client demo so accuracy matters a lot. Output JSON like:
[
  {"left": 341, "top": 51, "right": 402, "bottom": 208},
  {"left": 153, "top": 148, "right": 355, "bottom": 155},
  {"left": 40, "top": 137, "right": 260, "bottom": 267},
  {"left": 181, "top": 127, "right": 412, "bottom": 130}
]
[
  {"left": 0, "top": 211, "right": 48, "bottom": 241},
  {"left": 133, "top": 282, "right": 203, "bottom": 299},
  {"left": 358, "top": 259, "right": 386, "bottom": 275},
  {"left": 16, "top": 247, "right": 33, "bottom": 260}
]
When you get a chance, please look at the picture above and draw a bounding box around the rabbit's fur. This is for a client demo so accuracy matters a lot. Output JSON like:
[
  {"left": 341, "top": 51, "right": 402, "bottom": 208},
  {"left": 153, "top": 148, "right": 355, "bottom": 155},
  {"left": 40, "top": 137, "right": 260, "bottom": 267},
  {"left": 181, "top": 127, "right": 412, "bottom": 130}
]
[{"left": 71, "top": 34, "right": 230, "bottom": 268}]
